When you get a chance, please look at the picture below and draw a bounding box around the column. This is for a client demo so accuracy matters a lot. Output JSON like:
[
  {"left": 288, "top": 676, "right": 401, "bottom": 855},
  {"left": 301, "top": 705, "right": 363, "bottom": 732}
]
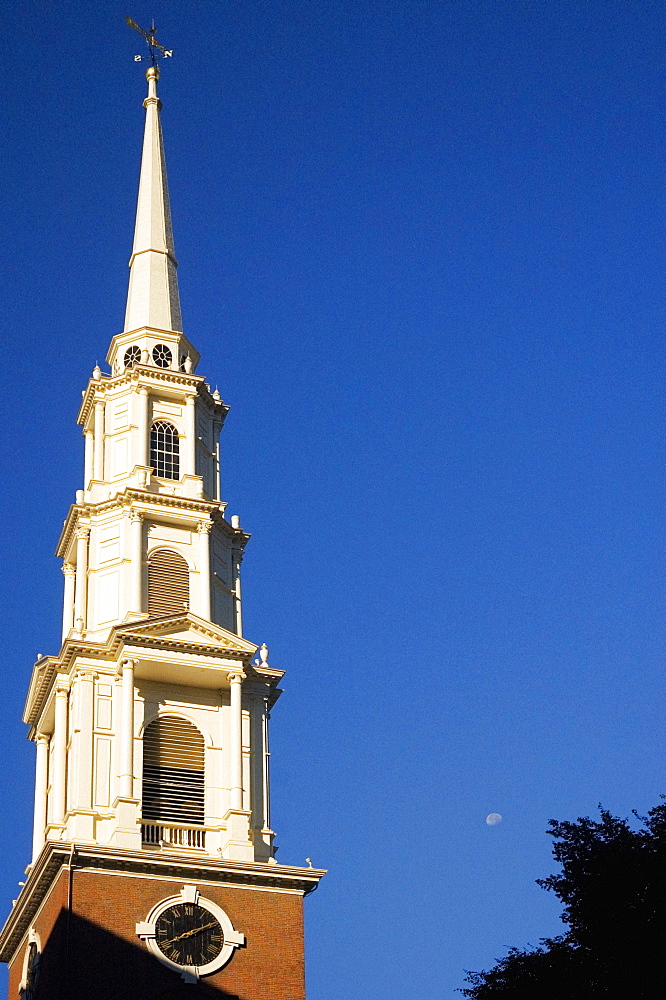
[
  {"left": 137, "top": 387, "right": 149, "bottom": 468},
  {"left": 232, "top": 550, "right": 243, "bottom": 636},
  {"left": 61, "top": 563, "right": 76, "bottom": 641},
  {"left": 262, "top": 707, "right": 271, "bottom": 833},
  {"left": 93, "top": 400, "right": 105, "bottom": 481},
  {"left": 184, "top": 395, "right": 196, "bottom": 476},
  {"left": 229, "top": 672, "right": 245, "bottom": 811},
  {"left": 130, "top": 512, "right": 143, "bottom": 612},
  {"left": 32, "top": 733, "right": 49, "bottom": 860},
  {"left": 198, "top": 521, "right": 211, "bottom": 620},
  {"left": 70, "top": 671, "right": 94, "bottom": 838},
  {"left": 84, "top": 430, "right": 93, "bottom": 488},
  {"left": 119, "top": 659, "right": 135, "bottom": 799},
  {"left": 213, "top": 418, "right": 222, "bottom": 499},
  {"left": 51, "top": 681, "right": 69, "bottom": 827},
  {"left": 74, "top": 527, "right": 90, "bottom": 632}
]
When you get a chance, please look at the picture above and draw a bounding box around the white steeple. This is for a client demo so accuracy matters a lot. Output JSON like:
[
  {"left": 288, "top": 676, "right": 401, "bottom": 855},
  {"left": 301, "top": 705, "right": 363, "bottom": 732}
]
[{"left": 124, "top": 65, "right": 182, "bottom": 335}]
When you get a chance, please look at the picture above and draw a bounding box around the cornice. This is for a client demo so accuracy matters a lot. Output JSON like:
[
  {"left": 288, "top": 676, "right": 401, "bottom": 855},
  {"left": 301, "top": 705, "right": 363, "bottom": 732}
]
[
  {"left": 0, "top": 842, "right": 325, "bottom": 964},
  {"left": 23, "top": 613, "right": 277, "bottom": 734},
  {"left": 56, "top": 491, "right": 246, "bottom": 559},
  {"left": 77, "top": 367, "right": 229, "bottom": 429},
  {"left": 78, "top": 367, "right": 202, "bottom": 427}
]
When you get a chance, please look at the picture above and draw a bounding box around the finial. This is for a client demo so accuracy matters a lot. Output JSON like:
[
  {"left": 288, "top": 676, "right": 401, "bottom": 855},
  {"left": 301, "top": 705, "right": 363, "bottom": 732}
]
[
  {"left": 92, "top": 364, "right": 101, "bottom": 380},
  {"left": 259, "top": 643, "right": 269, "bottom": 667},
  {"left": 212, "top": 387, "right": 221, "bottom": 402}
]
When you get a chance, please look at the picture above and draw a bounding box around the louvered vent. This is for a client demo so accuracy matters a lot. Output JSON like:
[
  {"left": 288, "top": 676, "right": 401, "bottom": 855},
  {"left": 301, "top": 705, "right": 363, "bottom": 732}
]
[
  {"left": 148, "top": 549, "right": 189, "bottom": 616},
  {"left": 142, "top": 717, "right": 205, "bottom": 825}
]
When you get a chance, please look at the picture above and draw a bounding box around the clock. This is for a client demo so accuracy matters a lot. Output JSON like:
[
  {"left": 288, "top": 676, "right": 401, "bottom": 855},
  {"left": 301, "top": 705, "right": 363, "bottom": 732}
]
[
  {"left": 155, "top": 902, "right": 223, "bottom": 967},
  {"left": 136, "top": 885, "right": 245, "bottom": 982}
]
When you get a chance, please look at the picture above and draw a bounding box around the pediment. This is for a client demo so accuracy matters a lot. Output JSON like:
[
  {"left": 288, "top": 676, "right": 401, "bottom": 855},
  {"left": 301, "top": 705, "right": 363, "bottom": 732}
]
[{"left": 115, "top": 613, "right": 257, "bottom": 656}]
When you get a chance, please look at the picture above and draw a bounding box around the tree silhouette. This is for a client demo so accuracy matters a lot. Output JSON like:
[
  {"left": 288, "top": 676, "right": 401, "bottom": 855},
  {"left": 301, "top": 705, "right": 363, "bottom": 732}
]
[{"left": 461, "top": 799, "right": 666, "bottom": 997}]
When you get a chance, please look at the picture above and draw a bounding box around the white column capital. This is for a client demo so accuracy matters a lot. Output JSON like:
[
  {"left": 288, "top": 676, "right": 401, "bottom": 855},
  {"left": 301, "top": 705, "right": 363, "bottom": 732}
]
[
  {"left": 35, "top": 732, "right": 50, "bottom": 746},
  {"left": 129, "top": 510, "right": 143, "bottom": 524},
  {"left": 197, "top": 520, "right": 212, "bottom": 535},
  {"left": 76, "top": 525, "right": 90, "bottom": 541},
  {"left": 228, "top": 670, "right": 246, "bottom": 685},
  {"left": 62, "top": 562, "right": 76, "bottom": 577}
]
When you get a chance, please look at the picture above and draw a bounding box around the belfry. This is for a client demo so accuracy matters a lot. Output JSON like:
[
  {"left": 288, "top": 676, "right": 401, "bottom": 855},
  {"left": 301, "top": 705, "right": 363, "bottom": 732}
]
[{"left": 0, "top": 62, "right": 324, "bottom": 999}]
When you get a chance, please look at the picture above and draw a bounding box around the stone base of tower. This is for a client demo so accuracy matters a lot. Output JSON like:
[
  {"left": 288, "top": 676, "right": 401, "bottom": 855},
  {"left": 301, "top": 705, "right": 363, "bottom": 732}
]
[{"left": 1, "top": 843, "right": 324, "bottom": 1000}]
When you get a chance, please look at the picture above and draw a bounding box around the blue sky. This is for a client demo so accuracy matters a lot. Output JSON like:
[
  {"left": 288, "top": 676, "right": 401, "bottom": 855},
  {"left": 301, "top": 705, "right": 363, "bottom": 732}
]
[{"left": 1, "top": 1, "right": 666, "bottom": 996}]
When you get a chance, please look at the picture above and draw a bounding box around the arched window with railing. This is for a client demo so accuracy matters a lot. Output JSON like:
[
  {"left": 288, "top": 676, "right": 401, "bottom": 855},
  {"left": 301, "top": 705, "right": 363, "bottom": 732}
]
[
  {"left": 150, "top": 420, "right": 180, "bottom": 480},
  {"left": 147, "top": 549, "right": 189, "bottom": 617},
  {"left": 142, "top": 717, "right": 205, "bottom": 846}
]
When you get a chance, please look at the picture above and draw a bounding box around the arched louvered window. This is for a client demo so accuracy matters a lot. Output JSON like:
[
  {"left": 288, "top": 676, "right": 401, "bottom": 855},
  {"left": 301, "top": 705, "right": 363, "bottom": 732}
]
[
  {"left": 150, "top": 421, "right": 180, "bottom": 480},
  {"left": 148, "top": 549, "right": 189, "bottom": 616},
  {"left": 142, "top": 717, "right": 205, "bottom": 825}
]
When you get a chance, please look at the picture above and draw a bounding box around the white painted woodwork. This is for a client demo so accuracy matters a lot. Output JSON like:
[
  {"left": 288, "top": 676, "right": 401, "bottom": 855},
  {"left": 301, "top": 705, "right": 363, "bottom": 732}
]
[
  {"left": 74, "top": 528, "right": 89, "bottom": 631},
  {"left": 229, "top": 673, "right": 243, "bottom": 812},
  {"left": 32, "top": 734, "right": 49, "bottom": 860},
  {"left": 61, "top": 564, "right": 75, "bottom": 640},
  {"left": 119, "top": 660, "right": 135, "bottom": 798},
  {"left": 51, "top": 684, "right": 68, "bottom": 826},
  {"left": 26, "top": 67, "right": 274, "bottom": 866}
]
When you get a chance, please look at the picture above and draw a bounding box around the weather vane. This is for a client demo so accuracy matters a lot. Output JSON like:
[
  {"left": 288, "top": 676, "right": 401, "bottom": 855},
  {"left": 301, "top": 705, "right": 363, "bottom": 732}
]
[{"left": 126, "top": 16, "right": 173, "bottom": 65}]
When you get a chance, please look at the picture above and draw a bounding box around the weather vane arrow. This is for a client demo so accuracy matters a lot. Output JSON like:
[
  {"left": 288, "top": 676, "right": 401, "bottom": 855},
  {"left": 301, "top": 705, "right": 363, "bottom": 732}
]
[{"left": 126, "top": 16, "right": 173, "bottom": 64}]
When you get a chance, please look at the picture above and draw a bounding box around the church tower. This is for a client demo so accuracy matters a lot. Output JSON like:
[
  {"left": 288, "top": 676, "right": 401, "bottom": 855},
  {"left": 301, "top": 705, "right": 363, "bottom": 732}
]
[{"left": 0, "top": 65, "right": 324, "bottom": 1000}]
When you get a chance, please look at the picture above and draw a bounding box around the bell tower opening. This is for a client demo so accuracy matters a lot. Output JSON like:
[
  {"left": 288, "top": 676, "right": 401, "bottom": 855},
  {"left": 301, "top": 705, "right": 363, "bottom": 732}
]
[{"left": 147, "top": 549, "right": 190, "bottom": 616}]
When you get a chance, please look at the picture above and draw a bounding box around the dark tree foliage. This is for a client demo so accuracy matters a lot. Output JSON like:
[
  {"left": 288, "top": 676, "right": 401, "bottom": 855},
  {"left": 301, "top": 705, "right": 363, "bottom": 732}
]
[{"left": 461, "top": 800, "right": 666, "bottom": 997}]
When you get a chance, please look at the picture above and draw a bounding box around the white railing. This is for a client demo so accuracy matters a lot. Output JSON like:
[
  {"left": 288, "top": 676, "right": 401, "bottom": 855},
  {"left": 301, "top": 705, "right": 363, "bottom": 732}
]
[{"left": 141, "top": 822, "right": 206, "bottom": 849}]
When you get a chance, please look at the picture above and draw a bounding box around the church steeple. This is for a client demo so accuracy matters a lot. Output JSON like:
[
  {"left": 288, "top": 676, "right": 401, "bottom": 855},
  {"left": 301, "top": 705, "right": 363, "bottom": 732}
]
[
  {"left": 0, "top": 50, "right": 324, "bottom": 999},
  {"left": 124, "top": 65, "right": 182, "bottom": 335}
]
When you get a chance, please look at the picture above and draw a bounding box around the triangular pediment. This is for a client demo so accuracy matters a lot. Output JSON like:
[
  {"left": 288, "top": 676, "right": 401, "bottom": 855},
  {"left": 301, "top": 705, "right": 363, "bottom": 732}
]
[{"left": 115, "top": 612, "right": 257, "bottom": 656}]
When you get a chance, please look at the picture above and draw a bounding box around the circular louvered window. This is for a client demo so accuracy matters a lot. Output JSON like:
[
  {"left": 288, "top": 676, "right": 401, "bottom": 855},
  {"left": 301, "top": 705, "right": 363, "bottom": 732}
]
[
  {"left": 124, "top": 345, "right": 141, "bottom": 368},
  {"left": 153, "top": 344, "right": 172, "bottom": 368}
]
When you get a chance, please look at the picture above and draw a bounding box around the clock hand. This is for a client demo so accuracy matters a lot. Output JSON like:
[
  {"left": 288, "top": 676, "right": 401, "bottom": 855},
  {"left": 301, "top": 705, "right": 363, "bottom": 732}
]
[{"left": 160, "top": 921, "right": 219, "bottom": 948}]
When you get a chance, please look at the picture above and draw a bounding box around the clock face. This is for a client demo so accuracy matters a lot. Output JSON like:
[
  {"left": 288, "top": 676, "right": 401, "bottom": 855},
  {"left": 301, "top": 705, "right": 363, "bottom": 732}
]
[{"left": 155, "top": 902, "right": 224, "bottom": 968}]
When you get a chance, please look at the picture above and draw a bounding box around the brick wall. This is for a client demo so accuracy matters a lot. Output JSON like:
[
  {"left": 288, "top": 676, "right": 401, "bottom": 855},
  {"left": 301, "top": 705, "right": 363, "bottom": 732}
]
[{"left": 8, "top": 867, "right": 306, "bottom": 1000}]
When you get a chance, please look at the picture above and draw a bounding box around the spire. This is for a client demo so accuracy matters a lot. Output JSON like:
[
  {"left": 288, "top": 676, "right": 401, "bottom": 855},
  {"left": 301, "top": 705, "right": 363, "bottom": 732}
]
[{"left": 124, "top": 66, "right": 182, "bottom": 334}]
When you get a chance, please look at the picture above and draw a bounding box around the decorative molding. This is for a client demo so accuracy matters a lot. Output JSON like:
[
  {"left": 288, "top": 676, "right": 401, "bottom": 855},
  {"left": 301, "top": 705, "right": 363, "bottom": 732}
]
[{"left": 0, "top": 842, "right": 325, "bottom": 966}]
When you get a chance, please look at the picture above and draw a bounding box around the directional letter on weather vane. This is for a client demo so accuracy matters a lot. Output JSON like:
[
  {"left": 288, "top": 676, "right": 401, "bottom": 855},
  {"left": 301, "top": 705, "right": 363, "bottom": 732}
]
[{"left": 126, "top": 16, "right": 173, "bottom": 64}]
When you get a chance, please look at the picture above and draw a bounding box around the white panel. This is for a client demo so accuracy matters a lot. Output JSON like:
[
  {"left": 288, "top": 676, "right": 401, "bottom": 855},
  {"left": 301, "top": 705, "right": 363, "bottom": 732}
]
[
  {"left": 96, "top": 697, "right": 112, "bottom": 730},
  {"left": 113, "top": 437, "right": 128, "bottom": 477},
  {"left": 96, "top": 571, "right": 119, "bottom": 623},
  {"left": 148, "top": 524, "right": 192, "bottom": 545},
  {"left": 98, "top": 683, "right": 112, "bottom": 697},
  {"left": 114, "top": 402, "right": 129, "bottom": 430},
  {"left": 211, "top": 537, "right": 230, "bottom": 582},
  {"left": 99, "top": 524, "right": 120, "bottom": 564},
  {"left": 94, "top": 737, "right": 111, "bottom": 807},
  {"left": 153, "top": 401, "right": 183, "bottom": 417}
]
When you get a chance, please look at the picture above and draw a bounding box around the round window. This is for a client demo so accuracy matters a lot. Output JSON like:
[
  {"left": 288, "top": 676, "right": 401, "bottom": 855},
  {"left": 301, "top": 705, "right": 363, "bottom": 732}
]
[
  {"left": 153, "top": 344, "right": 172, "bottom": 368},
  {"left": 124, "top": 345, "right": 141, "bottom": 368}
]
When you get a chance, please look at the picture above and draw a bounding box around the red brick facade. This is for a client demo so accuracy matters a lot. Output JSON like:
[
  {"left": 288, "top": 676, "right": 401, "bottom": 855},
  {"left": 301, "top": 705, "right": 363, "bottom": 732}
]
[{"left": 8, "top": 864, "right": 307, "bottom": 1000}]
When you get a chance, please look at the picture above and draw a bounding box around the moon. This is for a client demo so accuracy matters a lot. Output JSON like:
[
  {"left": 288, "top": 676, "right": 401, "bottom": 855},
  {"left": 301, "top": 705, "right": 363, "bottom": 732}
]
[{"left": 486, "top": 813, "right": 502, "bottom": 826}]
